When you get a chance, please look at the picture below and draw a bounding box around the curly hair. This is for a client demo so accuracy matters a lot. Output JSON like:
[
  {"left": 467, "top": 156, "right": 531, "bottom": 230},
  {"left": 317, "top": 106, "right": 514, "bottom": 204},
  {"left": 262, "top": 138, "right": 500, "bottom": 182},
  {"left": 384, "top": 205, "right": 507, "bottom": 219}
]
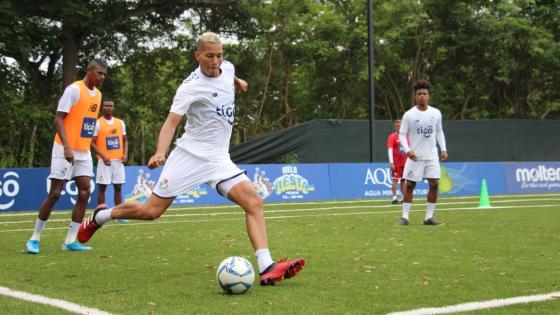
[{"left": 413, "top": 80, "right": 431, "bottom": 91}]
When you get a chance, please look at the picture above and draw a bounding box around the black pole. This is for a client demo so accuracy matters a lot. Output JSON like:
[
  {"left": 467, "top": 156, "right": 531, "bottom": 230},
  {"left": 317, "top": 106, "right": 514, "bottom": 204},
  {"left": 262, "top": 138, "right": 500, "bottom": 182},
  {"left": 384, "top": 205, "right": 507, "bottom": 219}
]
[{"left": 367, "top": 0, "right": 375, "bottom": 162}]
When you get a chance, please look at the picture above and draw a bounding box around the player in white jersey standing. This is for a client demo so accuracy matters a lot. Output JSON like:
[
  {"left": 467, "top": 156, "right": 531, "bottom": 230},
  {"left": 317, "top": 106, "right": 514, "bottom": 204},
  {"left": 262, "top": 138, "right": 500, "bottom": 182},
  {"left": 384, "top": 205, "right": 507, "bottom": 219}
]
[
  {"left": 398, "top": 80, "right": 448, "bottom": 225},
  {"left": 78, "top": 32, "right": 304, "bottom": 286}
]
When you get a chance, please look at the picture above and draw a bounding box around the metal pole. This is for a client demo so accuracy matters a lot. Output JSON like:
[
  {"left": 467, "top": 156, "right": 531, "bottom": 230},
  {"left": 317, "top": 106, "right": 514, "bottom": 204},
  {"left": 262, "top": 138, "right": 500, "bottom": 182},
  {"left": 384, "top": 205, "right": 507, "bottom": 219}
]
[{"left": 367, "top": 0, "right": 375, "bottom": 162}]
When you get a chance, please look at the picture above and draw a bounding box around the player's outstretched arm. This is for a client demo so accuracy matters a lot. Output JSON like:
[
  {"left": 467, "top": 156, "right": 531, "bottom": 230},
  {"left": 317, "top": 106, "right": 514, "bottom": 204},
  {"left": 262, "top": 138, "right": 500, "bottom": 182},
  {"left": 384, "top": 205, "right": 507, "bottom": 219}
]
[{"left": 148, "top": 112, "right": 183, "bottom": 169}]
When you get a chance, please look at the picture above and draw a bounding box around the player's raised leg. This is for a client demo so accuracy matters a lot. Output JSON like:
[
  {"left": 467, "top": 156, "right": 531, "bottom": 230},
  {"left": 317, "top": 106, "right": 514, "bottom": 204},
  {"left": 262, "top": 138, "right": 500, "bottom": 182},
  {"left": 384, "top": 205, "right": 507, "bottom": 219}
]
[
  {"left": 78, "top": 194, "right": 174, "bottom": 243},
  {"left": 226, "top": 178, "right": 305, "bottom": 286}
]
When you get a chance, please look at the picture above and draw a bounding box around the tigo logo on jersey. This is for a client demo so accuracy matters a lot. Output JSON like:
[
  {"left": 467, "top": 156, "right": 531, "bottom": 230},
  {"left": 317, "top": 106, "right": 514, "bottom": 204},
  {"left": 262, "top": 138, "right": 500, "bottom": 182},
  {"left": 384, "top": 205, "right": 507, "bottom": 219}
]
[
  {"left": 416, "top": 125, "right": 433, "bottom": 138},
  {"left": 106, "top": 136, "right": 120, "bottom": 150},
  {"left": 81, "top": 117, "right": 97, "bottom": 138},
  {"left": 216, "top": 104, "right": 235, "bottom": 125}
]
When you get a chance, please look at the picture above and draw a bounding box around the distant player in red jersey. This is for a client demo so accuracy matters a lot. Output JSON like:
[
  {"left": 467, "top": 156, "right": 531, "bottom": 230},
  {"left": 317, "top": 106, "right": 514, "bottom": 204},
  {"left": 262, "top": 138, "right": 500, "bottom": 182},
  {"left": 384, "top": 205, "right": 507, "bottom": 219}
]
[{"left": 387, "top": 120, "right": 407, "bottom": 204}]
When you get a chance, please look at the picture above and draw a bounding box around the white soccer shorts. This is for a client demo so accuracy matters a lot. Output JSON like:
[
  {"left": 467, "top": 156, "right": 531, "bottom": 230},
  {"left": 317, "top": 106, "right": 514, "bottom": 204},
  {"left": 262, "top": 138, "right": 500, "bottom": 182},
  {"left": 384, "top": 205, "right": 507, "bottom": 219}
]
[
  {"left": 49, "top": 158, "right": 93, "bottom": 180},
  {"left": 96, "top": 160, "right": 126, "bottom": 185},
  {"left": 403, "top": 158, "right": 441, "bottom": 182},
  {"left": 152, "top": 147, "right": 247, "bottom": 198}
]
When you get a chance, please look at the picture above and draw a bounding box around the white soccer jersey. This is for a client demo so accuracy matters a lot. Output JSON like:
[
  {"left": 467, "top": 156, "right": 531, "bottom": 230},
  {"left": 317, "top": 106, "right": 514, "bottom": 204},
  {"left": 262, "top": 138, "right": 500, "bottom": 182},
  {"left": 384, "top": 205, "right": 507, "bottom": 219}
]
[
  {"left": 399, "top": 105, "right": 446, "bottom": 160},
  {"left": 170, "top": 60, "right": 236, "bottom": 161}
]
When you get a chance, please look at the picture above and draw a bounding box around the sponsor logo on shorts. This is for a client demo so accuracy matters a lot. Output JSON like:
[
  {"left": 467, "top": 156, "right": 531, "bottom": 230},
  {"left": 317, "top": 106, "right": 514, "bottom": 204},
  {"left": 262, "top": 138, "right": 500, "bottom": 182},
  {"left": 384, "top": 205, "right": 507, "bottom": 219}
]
[{"left": 158, "top": 178, "right": 169, "bottom": 190}]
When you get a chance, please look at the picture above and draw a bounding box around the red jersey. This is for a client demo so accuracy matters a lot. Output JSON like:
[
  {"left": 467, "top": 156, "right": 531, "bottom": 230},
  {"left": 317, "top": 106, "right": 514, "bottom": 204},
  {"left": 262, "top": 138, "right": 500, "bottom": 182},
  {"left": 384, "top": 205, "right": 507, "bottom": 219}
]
[{"left": 387, "top": 132, "right": 407, "bottom": 166}]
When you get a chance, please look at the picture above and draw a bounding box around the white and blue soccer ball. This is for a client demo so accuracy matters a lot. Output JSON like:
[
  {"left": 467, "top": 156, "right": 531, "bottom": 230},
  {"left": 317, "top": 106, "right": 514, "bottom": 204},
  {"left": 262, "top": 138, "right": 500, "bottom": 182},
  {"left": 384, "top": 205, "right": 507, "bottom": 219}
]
[{"left": 216, "top": 256, "right": 255, "bottom": 294}]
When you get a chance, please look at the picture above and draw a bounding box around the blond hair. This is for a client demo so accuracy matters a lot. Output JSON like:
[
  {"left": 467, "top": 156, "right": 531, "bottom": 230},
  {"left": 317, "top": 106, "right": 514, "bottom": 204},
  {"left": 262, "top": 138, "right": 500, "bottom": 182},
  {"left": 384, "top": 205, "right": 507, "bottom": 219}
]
[{"left": 196, "top": 32, "right": 222, "bottom": 50}]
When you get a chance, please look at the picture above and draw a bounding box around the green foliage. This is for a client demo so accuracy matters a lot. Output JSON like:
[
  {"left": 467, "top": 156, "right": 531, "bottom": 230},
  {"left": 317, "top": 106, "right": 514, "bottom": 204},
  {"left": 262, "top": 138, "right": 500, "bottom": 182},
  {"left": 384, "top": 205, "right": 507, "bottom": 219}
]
[{"left": 2, "top": 0, "right": 560, "bottom": 166}]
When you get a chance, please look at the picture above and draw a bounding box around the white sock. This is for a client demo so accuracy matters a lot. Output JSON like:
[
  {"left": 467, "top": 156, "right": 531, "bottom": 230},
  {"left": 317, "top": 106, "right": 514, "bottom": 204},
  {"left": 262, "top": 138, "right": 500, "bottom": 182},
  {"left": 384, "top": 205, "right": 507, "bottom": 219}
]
[
  {"left": 94, "top": 208, "right": 114, "bottom": 225},
  {"left": 30, "top": 218, "right": 47, "bottom": 241},
  {"left": 64, "top": 221, "right": 80, "bottom": 244},
  {"left": 392, "top": 195, "right": 397, "bottom": 201},
  {"left": 425, "top": 203, "right": 436, "bottom": 220},
  {"left": 402, "top": 202, "right": 412, "bottom": 220},
  {"left": 255, "top": 248, "right": 274, "bottom": 274}
]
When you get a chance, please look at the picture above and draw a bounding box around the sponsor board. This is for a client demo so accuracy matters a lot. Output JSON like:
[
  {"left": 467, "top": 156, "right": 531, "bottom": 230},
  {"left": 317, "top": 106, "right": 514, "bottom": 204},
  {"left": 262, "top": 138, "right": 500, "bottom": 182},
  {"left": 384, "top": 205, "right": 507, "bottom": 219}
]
[
  {"left": 0, "top": 162, "right": 547, "bottom": 211},
  {"left": 329, "top": 163, "right": 429, "bottom": 200},
  {"left": 0, "top": 168, "right": 97, "bottom": 211},
  {"left": 504, "top": 162, "right": 560, "bottom": 194},
  {"left": 244, "top": 164, "right": 330, "bottom": 202}
]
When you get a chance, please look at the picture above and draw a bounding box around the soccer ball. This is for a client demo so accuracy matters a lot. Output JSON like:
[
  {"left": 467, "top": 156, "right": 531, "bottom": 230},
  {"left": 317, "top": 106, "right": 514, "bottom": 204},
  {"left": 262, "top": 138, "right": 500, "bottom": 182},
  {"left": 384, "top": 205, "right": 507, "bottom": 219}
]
[{"left": 216, "top": 256, "right": 255, "bottom": 294}]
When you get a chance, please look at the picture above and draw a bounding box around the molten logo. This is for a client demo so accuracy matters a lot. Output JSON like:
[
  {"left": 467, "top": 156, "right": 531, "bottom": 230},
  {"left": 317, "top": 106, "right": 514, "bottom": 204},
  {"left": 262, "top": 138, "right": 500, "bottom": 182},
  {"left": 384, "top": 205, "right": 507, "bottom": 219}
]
[{"left": 515, "top": 165, "right": 560, "bottom": 182}]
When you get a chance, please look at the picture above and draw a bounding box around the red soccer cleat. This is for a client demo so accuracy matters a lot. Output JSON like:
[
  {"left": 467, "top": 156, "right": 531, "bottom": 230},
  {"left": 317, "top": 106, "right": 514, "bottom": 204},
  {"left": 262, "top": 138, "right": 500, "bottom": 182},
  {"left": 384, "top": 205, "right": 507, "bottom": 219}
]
[
  {"left": 77, "top": 207, "right": 104, "bottom": 243},
  {"left": 259, "top": 257, "right": 305, "bottom": 286}
]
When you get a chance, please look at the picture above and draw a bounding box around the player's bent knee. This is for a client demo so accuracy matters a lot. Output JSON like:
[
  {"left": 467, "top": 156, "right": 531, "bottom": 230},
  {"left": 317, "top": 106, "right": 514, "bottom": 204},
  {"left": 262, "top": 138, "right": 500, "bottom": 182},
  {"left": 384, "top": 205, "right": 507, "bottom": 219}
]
[{"left": 244, "top": 196, "right": 263, "bottom": 212}]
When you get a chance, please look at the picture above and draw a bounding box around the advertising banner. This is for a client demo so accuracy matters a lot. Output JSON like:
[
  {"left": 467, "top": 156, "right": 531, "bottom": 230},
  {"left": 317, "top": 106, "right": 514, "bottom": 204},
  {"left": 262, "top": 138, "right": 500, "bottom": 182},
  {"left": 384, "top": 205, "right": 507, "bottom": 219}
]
[
  {"left": 504, "top": 162, "right": 560, "bottom": 194},
  {"left": 0, "top": 162, "right": 551, "bottom": 212},
  {"left": 0, "top": 168, "right": 97, "bottom": 211},
  {"left": 242, "top": 164, "right": 332, "bottom": 202},
  {"left": 328, "top": 162, "right": 507, "bottom": 200},
  {"left": 121, "top": 163, "right": 332, "bottom": 207},
  {"left": 329, "top": 163, "right": 429, "bottom": 200},
  {"left": 122, "top": 166, "right": 227, "bottom": 207}
]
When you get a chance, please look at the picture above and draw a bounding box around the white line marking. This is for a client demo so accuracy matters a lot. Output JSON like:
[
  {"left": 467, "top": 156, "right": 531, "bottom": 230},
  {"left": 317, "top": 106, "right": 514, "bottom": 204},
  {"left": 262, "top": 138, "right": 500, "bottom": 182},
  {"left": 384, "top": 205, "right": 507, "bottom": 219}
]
[
  {"left": 0, "top": 285, "right": 113, "bottom": 315},
  {"left": 1, "top": 193, "right": 558, "bottom": 217},
  {"left": 1, "top": 196, "right": 559, "bottom": 225},
  {"left": 1, "top": 202, "right": 558, "bottom": 233},
  {"left": 387, "top": 291, "right": 560, "bottom": 315}
]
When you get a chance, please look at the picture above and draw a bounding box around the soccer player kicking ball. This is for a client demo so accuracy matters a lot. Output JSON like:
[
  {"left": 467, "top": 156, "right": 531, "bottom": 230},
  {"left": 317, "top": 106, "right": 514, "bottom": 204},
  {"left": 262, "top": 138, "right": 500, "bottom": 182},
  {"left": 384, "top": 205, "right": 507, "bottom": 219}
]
[
  {"left": 79, "top": 32, "right": 304, "bottom": 285},
  {"left": 398, "top": 80, "right": 448, "bottom": 225}
]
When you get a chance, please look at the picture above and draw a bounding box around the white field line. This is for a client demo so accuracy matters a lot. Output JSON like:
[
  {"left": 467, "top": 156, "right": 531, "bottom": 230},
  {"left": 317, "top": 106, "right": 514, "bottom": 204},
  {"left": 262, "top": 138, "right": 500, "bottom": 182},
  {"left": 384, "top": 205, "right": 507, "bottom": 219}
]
[
  {"left": 0, "top": 198, "right": 560, "bottom": 225},
  {"left": 0, "top": 286, "right": 113, "bottom": 315},
  {"left": 387, "top": 291, "right": 560, "bottom": 315},
  {"left": 1, "top": 202, "right": 559, "bottom": 233},
  {"left": 2, "top": 193, "right": 558, "bottom": 218},
  {"left": 0, "top": 197, "right": 558, "bottom": 225}
]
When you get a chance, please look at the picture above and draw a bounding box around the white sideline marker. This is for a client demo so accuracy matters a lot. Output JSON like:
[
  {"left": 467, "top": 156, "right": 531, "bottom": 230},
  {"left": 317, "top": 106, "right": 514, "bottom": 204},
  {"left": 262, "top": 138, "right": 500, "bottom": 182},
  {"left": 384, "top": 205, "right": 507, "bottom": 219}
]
[
  {"left": 388, "top": 291, "right": 560, "bottom": 315},
  {"left": 0, "top": 286, "right": 113, "bottom": 315}
]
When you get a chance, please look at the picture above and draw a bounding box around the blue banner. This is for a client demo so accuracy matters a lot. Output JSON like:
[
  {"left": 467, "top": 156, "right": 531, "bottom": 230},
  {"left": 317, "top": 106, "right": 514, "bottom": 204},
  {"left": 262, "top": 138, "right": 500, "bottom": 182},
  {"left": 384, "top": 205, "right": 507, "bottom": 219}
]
[
  {"left": 242, "top": 164, "right": 332, "bottom": 202},
  {"left": 0, "top": 162, "right": 552, "bottom": 212},
  {"left": 328, "top": 162, "right": 507, "bottom": 200},
  {"left": 0, "top": 168, "right": 97, "bottom": 211},
  {"left": 504, "top": 162, "right": 560, "bottom": 194}
]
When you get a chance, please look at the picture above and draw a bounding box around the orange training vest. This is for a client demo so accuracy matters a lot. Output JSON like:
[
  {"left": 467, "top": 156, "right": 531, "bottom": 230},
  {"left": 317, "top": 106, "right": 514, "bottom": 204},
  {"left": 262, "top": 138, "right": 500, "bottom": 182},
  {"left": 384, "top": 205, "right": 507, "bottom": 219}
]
[
  {"left": 95, "top": 117, "right": 125, "bottom": 160},
  {"left": 54, "top": 81, "right": 101, "bottom": 151}
]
